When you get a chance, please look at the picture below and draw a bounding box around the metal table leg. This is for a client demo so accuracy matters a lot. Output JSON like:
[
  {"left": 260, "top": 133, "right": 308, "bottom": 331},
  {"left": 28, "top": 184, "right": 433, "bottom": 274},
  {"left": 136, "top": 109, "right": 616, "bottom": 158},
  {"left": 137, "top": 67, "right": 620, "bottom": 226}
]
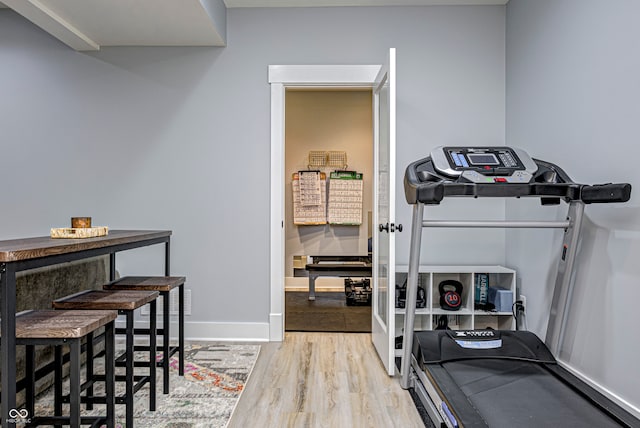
[
  {"left": 308, "top": 274, "right": 318, "bottom": 300},
  {"left": 1, "top": 263, "right": 17, "bottom": 428}
]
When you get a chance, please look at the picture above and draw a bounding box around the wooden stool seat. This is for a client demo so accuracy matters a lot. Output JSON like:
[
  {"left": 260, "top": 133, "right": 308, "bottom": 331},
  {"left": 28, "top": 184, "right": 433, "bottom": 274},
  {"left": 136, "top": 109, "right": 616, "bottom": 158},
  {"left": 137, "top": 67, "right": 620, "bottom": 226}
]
[
  {"left": 104, "top": 276, "right": 185, "bottom": 292},
  {"left": 15, "top": 310, "right": 117, "bottom": 428},
  {"left": 52, "top": 289, "right": 159, "bottom": 311},
  {"left": 104, "top": 276, "right": 186, "bottom": 395},
  {"left": 53, "top": 289, "right": 159, "bottom": 428},
  {"left": 16, "top": 309, "right": 117, "bottom": 339}
]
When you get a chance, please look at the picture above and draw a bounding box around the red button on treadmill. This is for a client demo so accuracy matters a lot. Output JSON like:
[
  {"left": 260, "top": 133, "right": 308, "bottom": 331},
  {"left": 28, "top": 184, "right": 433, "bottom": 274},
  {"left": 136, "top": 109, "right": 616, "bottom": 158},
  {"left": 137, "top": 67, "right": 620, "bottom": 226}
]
[{"left": 494, "top": 177, "right": 507, "bottom": 182}]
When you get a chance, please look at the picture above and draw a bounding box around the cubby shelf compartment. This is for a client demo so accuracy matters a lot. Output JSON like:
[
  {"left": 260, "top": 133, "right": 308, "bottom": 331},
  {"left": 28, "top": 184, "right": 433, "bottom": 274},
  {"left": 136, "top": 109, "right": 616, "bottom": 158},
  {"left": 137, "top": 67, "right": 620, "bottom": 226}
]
[{"left": 393, "top": 265, "right": 516, "bottom": 357}]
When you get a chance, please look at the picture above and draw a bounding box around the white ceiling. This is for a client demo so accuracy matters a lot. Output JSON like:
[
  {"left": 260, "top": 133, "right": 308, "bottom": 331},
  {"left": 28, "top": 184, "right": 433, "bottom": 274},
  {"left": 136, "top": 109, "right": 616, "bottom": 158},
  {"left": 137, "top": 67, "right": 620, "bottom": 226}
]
[
  {"left": 1, "top": 0, "right": 508, "bottom": 51},
  {"left": 224, "top": 0, "right": 507, "bottom": 5}
]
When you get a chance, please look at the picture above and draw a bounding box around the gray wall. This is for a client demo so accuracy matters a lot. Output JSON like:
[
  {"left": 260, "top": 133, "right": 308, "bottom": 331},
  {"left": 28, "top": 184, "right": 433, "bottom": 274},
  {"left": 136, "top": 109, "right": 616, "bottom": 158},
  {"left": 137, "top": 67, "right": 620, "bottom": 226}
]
[
  {"left": 0, "top": 6, "right": 506, "bottom": 332},
  {"left": 506, "top": 0, "right": 640, "bottom": 414}
]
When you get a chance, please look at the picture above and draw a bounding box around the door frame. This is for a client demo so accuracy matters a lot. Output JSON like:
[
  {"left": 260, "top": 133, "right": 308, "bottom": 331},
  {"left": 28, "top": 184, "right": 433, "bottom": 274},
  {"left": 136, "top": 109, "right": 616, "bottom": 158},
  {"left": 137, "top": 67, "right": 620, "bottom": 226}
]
[{"left": 268, "top": 64, "right": 381, "bottom": 341}]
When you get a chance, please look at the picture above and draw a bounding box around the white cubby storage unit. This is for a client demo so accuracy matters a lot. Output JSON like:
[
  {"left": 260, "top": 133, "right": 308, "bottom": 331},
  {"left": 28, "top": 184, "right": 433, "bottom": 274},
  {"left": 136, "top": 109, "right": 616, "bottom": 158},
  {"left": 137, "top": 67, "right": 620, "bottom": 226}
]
[{"left": 394, "top": 265, "right": 516, "bottom": 356}]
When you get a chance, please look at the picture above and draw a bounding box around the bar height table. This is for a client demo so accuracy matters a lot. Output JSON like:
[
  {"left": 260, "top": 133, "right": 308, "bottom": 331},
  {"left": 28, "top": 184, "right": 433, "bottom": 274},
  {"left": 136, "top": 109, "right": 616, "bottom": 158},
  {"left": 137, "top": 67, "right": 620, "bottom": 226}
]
[{"left": 0, "top": 230, "right": 171, "bottom": 428}]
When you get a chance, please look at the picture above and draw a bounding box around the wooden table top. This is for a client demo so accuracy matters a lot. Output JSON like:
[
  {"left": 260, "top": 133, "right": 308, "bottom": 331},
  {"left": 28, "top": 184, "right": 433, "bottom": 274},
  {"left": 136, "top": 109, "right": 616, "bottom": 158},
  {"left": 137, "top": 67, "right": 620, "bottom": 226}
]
[{"left": 0, "top": 230, "right": 171, "bottom": 263}]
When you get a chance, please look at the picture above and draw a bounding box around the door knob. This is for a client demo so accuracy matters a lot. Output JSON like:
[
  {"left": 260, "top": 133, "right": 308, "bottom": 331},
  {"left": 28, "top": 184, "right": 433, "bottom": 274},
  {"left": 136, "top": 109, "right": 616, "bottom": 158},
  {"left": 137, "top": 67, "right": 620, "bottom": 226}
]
[
  {"left": 389, "top": 223, "right": 403, "bottom": 232},
  {"left": 380, "top": 223, "right": 403, "bottom": 233}
]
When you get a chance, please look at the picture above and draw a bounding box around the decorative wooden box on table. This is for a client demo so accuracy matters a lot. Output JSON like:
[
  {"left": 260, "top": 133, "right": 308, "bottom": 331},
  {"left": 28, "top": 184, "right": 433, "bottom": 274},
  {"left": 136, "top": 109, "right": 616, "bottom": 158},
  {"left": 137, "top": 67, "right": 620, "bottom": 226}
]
[{"left": 50, "top": 216, "right": 109, "bottom": 238}]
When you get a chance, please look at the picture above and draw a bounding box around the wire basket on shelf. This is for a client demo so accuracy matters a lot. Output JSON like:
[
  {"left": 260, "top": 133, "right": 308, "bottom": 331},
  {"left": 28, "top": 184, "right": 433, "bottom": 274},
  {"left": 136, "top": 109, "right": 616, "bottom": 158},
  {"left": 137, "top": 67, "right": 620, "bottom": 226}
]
[
  {"left": 327, "top": 151, "right": 348, "bottom": 170},
  {"left": 308, "top": 151, "right": 327, "bottom": 169}
]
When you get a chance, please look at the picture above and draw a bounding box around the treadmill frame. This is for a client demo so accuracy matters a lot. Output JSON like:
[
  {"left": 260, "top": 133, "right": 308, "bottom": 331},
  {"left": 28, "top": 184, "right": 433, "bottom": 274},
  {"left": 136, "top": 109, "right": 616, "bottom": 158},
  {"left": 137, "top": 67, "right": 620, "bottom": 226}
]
[
  {"left": 400, "top": 199, "right": 584, "bottom": 391},
  {"left": 399, "top": 147, "right": 637, "bottom": 427}
]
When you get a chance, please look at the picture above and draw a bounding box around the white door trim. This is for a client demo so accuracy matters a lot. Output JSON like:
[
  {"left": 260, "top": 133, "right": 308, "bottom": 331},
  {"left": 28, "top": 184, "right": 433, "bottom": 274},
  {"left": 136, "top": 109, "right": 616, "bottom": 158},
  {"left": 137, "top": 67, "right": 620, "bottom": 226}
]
[{"left": 268, "top": 64, "right": 381, "bottom": 341}]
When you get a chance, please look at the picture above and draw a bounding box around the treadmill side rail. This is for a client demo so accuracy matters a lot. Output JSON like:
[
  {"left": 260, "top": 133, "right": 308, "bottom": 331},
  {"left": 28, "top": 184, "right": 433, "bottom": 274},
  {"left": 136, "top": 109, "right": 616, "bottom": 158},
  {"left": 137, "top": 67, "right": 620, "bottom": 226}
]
[{"left": 411, "top": 355, "right": 453, "bottom": 428}]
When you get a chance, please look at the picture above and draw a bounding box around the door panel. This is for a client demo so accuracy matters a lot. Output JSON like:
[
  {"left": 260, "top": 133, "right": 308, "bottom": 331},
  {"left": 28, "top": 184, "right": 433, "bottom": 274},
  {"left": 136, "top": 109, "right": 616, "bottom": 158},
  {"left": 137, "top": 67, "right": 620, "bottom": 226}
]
[{"left": 372, "top": 48, "right": 396, "bottom": 375}]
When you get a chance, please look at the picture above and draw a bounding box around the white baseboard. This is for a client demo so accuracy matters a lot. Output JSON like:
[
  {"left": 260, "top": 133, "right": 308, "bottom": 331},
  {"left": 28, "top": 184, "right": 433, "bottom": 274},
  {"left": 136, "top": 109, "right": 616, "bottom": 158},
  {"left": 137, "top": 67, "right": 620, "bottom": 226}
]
[
  {"left": 270, "top": 312, "right": 283, "bottom": 341},
  {"left": 115, "top": 320, "right": 270, "bottom": 342}
]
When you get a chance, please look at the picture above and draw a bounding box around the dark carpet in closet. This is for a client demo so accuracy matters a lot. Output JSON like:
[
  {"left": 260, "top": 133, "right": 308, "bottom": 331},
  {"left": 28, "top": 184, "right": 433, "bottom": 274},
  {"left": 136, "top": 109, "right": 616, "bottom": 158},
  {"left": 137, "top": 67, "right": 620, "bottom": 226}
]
[{"left": 285, "top": 291, "right": 371, "bottom": 333}]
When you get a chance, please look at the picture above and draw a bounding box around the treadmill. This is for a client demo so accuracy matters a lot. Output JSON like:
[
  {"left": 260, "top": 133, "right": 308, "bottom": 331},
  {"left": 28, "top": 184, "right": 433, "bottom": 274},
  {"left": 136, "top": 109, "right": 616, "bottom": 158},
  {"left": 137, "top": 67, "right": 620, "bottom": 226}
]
[{"left": 400, "top": 146, "right": 639, "bottom": 428}]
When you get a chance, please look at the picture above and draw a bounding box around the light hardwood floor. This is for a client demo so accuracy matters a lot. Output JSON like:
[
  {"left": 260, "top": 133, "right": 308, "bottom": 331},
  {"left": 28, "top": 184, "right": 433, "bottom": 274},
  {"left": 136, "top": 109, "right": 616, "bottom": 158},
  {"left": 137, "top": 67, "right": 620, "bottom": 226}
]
[{"left": 228, "top": 332, "right": 425, "bottom": 428}]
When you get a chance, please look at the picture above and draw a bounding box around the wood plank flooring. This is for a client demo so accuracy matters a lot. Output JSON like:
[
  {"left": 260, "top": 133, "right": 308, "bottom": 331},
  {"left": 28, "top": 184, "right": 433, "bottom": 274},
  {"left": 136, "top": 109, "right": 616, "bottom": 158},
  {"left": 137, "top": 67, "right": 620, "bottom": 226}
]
[{"left": 228, "top": 332, "right": 425, "bottom": 428}]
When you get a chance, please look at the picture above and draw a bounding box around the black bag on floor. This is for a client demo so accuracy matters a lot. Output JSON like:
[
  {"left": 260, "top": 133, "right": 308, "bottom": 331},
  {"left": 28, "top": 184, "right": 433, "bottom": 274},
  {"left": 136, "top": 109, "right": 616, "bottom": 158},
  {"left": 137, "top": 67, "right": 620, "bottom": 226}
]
[{"left": 345, "top": 278, "right": 372, "bottom": 306}]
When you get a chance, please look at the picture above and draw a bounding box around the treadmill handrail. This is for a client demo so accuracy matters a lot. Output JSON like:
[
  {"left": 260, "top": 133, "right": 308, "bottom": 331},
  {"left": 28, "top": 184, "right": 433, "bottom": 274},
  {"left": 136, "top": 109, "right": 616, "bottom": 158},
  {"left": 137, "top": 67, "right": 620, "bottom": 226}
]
[
  {"left": 404, "top": 155, "right": 631, "bottom": 205},
  {"left": 421, "top": 220, "right": 571, "bottom": 228}
]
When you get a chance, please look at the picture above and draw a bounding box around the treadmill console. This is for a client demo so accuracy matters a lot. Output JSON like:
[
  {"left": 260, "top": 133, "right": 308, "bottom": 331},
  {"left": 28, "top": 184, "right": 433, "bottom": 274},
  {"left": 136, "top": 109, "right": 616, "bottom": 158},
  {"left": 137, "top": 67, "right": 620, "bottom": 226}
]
[
  {"left": 405, "top": 145, "right": 631, "bottom": 205},
  {"left": 431, "top": 146, "right": 538, "bottom": 184}
]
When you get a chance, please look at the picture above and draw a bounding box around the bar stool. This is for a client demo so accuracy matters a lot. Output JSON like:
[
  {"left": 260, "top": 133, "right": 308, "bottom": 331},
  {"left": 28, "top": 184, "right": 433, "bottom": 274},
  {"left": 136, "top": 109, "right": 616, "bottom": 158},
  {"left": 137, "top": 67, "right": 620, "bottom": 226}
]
[
  {"left": 104, "top": 276, "right": 186, "bottom": 394},
  {"left": 15, "top": 309, "right": 117, "bottom": 428},
  {"left": 52, "top": 290, "right": 158, "bottom": 428}
]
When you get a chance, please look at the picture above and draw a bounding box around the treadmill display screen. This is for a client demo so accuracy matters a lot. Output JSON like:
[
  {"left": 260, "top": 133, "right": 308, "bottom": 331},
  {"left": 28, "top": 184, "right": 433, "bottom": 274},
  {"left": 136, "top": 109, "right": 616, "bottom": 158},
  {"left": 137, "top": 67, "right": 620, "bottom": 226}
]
[
  {"left": 467, "top": 153, "right": 499, "bottom": 165},
  {"left": 435, "top": 146, "right": 533, "bottom": 180}
]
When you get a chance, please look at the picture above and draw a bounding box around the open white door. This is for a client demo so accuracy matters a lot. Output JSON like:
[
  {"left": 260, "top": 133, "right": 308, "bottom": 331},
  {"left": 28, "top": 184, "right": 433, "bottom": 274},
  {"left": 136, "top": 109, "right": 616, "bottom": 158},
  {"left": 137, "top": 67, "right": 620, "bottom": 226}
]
[{"left": 372, "top": 48, "right": 397, "bottom": 375}]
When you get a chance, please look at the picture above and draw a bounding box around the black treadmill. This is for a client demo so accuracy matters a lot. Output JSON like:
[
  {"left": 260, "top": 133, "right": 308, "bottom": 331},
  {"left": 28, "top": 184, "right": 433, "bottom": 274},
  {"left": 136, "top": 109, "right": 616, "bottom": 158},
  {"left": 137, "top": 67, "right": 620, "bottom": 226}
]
[{"left": 400, "top": 146, "right": 638, "bottom": 428}]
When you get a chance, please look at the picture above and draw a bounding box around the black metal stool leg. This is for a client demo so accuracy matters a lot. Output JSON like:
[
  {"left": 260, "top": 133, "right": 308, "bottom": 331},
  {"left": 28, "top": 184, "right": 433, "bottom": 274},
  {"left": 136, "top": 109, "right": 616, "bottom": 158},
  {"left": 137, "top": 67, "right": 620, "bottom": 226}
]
[
  {"left": 162, "top": 291, "right": 170, "bottom": 394},
  {"left": 86, "top": 332, "right": 94, "bottom": 410},
  {"left": 105, "top": 321, "right": 116, "bottom": 428},
  {"left": 25, "top": 344, "right": 35, "bottom": 419},
  {"left": 179, "top": 284, "right": 184, "bottom": 377},
  {"left": 150, "top": 299, "right": 157, "bottom": 411},
  {"left": 69, "top": 339, "right": 81, "bottom": 428},
  {"left": 54, "top": 344, "right": 63, "bottom": 428},
  {"left": 125, "top": 310, "right": 134, "bottom": 428}
]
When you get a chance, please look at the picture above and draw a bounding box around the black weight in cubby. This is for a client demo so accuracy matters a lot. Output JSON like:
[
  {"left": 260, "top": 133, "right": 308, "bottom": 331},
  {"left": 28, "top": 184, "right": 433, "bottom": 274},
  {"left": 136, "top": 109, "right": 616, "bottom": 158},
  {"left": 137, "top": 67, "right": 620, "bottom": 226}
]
[
  {"left": 395, "top": 278, "right": 426, "bottom": 309},
  {"left": 439, "top": 280, "right": 463, "bottom": 311}
]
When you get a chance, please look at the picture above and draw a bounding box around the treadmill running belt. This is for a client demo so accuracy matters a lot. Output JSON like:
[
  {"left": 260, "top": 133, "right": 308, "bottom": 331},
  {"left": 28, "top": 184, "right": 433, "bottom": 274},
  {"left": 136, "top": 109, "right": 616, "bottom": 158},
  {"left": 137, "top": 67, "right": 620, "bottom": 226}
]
[{"left": 440, "top": 359, "right": 621, "bottom": 428}]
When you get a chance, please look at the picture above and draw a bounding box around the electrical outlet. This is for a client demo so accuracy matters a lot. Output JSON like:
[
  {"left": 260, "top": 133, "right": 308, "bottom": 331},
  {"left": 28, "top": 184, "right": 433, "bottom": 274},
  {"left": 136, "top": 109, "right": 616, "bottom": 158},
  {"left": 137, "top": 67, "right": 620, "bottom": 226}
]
[{"left": 519, "top": 294, "right": 526, "bottom": 310}]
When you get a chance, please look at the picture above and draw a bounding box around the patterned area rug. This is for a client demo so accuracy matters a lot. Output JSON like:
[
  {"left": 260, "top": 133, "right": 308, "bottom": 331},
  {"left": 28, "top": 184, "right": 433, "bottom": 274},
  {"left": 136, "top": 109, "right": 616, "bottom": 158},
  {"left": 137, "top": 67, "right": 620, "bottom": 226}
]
[{"left": 33, "top": 343, "right": 261, "bottom": 428}]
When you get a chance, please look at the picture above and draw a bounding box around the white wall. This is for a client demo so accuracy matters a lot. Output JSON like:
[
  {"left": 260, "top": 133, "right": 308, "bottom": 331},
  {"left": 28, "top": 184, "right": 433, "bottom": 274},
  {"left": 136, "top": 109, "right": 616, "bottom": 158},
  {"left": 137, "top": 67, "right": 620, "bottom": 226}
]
[
  {"left": 0, "top": 5, "right": 506, "bottom": 339},
  {"left": 506, "top": 0, "right": 640, "bottom": 414}
]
